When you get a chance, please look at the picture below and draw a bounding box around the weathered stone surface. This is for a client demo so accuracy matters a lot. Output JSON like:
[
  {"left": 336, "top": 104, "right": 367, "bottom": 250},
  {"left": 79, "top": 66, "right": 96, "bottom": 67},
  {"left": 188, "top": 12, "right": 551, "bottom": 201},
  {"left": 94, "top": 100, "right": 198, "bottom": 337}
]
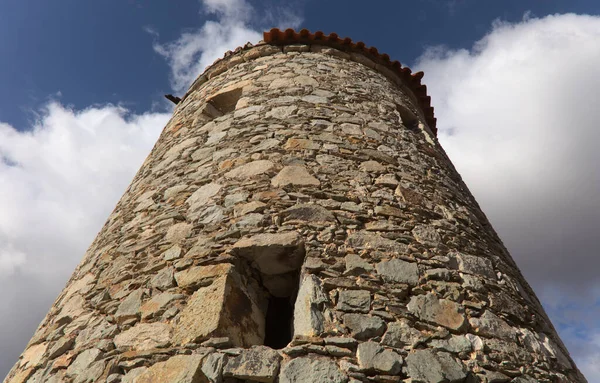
[
  {"left": 469, "top": 310, "right": 516, "bottom": 340},
  {"left": 234, "top": 201, "right": 267, "bottom": 217},
  {"left": 381, "top": 319, "right": 422, "bottom": 349},
  {"left": 141, "top": 292, "right": 184, "bottom": 319},
  {"left": 336, "top": 290, "right": 371, "bottom": 313},
  {"left": 151, "top": 267, "right": 176, "bottom": 290},
  {"left": 412, "top": 224, "right": 441, "bottom": 246},
  {"left": 345, "top": 254, "right": 374, "bottom": 275},
  {"left": 452, "top": 252, "right": 495, "bottom": 279},
  {"left": 347, "top": 231, "right": 408, "bottom": 253},
  {"left": 271, "top": 166, "right": 320, "bottom": 187},
  {"left": 405, "top": 350, "right": 467, "bottom": 383},
  {"left": 66, "top": 348, "right": 102, "bottom": 378},
  {"left": 166, "top": 222, "right": 193, "bottom": 244},
  {"left": 281, "top": 203, "right": 336, "bottom": 223},
  {"left": 343, "top": 314, "right": 386, "bottom": 340},
  {"left": 429, "top": 335, "right": 472, "bottom": 353},
  {"left": 47, "top": 337, "right": 75, "bottom": 359},
  {"left": 294, "top": 274, "right": 328, "bottom": 337},
  {"left": 223, "top": 346, "right": 281, "bottom": 382},
  {"left": 407, "top": 293, "right": 467, "bottom": 331},
  {"left": 284, "top": 138, "right": 320, "bottom": 150},
  {"left": 232, "top": 232, "right": 304, "bottom": 275},
  {"left": 115, "top": 289, "right": 144, "bottom": 323},
  {"left": 175, "top": 263, "right": 233, "bottom": 290},
  {"left": 19, "top": 342, "right": 48, "bottom": 369},
  {"left": 186, "top": 183, "right": 222, "bottom": 211},
  {"left": 225, "top": 160, "right": 274, "bottom": 179},
  {"left": 135, "top": 354, "right": 205, "bottom": 383},
  {"left": 356, "top": 342, "right": 402, "bottom": 374},
  {"left": 280, "top": 357, "right": 347, "bottom": 383},
  {"left": 163, "top": 245, "right": 182, "bottom": 261},
  {"left": 114, "top": 322, "right": 171, "bottom": 350},
  {"left": 376, "top": 258, "right": 419, "bottom": 285},
  {"left": 173, "top": 267, "right": 263, "bottom": 347},
  {"left": 201, "top": 352, "right": 224, "bottom": 383}
]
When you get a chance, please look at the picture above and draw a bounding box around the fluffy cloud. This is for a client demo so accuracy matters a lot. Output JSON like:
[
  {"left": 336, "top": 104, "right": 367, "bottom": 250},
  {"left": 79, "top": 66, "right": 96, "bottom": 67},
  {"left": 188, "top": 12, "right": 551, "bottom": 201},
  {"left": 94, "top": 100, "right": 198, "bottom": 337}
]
[
  {"left": 415, "top": 13, "right": 600, "bottom": 379},
  {"left": 0, "top": 103, "right": 169, "bottom": 375},
  {"left": 153, "top": 0, "right": 302, "bottom": 94}
]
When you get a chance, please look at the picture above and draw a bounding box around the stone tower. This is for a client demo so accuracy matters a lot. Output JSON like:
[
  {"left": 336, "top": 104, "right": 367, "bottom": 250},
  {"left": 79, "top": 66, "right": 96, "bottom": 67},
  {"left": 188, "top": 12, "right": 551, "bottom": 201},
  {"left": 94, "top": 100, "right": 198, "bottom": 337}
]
[{"left": 4, "top": 28, "right": 587, "bottom": 383}]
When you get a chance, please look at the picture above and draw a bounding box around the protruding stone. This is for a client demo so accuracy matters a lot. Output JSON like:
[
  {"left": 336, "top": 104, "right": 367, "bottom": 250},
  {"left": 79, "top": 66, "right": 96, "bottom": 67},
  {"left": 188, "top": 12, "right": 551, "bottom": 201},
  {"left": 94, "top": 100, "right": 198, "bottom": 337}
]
[
  {"left": 175, "top": 263, "right": 233, "bottom": 290},
  {"left": 232, "top": 231, "right": 305, "bottom": 275},
  {"left": 405, "top": 350, "right": 467, "bottom": 383},
  {"left": 280, "top": 357, "right": 347, "bottom": 383},
  {"left": 376, "top": 259, "right": 419, "bottom": 285},
  {"left": 140, "top": 292, "right": 184, "bottom": 319},
  {"left": 294, "top": 275, "right": 328, "bottom": 337},
  {"left": 336, "top": 290, "right": 371, "bottom": 313},
  {"left": 356, "top": 342, "right": 402, "bottom": 375},
  {"left": 224, "top": 346, "right": 281, "bottom": 382},
  {"left": 225, "top": 160, "right": 274, "bottom": 179},
  {"left": 342, "top": 314, "right": 386, "bottom": 340},
  {"left": 381, "top": 319, "right": 422, "bottom": 349},
  {"left": 134, "top": 355, "right": 205, "bottom": 383},
  {"left": 345, "top": 254, "right": 374, "bottom": 275},
  {"left": 452, "top": 252, "right": 495, "bottom": 279},
  {"left": 469, "top": 310, "right": 516, "bottom": 340},
  {"left": 407, "top": 293, "right": 467, "bottom": 331},
  {"left": 186, "top": 183, "right": 222, "bottom": 212},
  {"left": 271, "top": 166, "right": 320, "bottom": 187},
  {"left": 114, "top": 289, "right": 144, "bottom": 323},
  {"left": 173, "top": 266, "right": 264, "bottom": 347},
  {"left": 165, "top": 222, "right": 193, "bottom": 244},
  {"left": 347, "top": 231, "right": 408, "bottom": 253},
  {"left": 412, "top": 224, "right": 441, "bottom": 246},
  {"left": 281, "top": 204, "right": 336, "bottom": 223},
  {"left": 66, "top": 349, "right": 102, "bottom": 379},
  {"left": 114, "top": 322, "right": 171, "bottom": 351}
]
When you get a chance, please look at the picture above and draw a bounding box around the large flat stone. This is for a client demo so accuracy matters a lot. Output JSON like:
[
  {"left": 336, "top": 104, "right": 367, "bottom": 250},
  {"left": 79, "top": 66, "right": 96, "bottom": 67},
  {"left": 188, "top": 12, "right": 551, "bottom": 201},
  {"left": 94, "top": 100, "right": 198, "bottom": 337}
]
[
  {"left": 279, "top": 357, "right": 347, "bottom": 383},
  {"left": 376, "top": 259, "right": 419, "bottom": 285},
  {"left": 223, "top": 346, "right": 281, "bottom": 382},
  {"left": 271, "top": 166, "right": 320, "bottom": 187},
  {"left": 224, "top": 160, "right": 274, "bottom": 179},
  {"left": 452, "top": 252, "right": 495, "bottom": 279},
  {"left": 347, "top": 231, "right": 408, "bottom": 253},
  {"left": 336, "top": 290, "right": 371, "bottom": 313},
  {"left": 232, "top": 231, "right": 305, "bottom": 275},
  {"left": 281, "top": 204, "right": 336, "bottom": 223},
  {"left": 405, "top": 350, "right": 467, "bottom": 383},
  {"left": 342, "top": 314, "right": 386, "bottom": 340},
  {"left": 294, "top": 275, "right": 328, "bottom": 337},
  {"left": 114, "top": 322, "right": 171, "bottom": 351},
  {"left": 469, "top": 310, "right": 516, "bottom": 340},
  {"left": 173, "top": 266, "right": 264, "bottom": 347},
  {"left": 135, "top": 355, "right": 205, "bottom": 383},
  {"left": 407, "top": 293, "right": 466, "bottom": 331}
]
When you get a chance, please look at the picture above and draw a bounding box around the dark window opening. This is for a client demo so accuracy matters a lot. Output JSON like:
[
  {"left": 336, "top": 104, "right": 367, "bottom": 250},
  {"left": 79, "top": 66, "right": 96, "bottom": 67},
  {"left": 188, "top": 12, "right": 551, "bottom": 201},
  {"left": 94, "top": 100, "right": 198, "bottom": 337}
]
[
  {"left": 264, "top": 296, "right": 294, "bottom": 349},
  {"left": 396, "top": 104, "right": 420, "bottom": 132},
  {"left": 207, "top": 87, "right": 243, "bottom": 115}
]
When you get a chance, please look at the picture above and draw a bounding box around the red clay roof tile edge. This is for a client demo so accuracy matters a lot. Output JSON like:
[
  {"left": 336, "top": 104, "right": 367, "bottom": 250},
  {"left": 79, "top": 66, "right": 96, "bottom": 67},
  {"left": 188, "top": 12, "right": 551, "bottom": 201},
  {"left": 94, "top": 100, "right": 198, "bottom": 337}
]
[{"left": 264, "top": 28, "right": 437, "bottom": 134}]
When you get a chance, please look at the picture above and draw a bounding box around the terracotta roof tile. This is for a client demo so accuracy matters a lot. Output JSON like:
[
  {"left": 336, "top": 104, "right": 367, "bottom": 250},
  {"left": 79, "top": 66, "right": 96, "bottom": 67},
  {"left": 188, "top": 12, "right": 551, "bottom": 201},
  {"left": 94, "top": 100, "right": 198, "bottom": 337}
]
[{"left": 264, "top": 28, "right": 437, "bottom": 134}]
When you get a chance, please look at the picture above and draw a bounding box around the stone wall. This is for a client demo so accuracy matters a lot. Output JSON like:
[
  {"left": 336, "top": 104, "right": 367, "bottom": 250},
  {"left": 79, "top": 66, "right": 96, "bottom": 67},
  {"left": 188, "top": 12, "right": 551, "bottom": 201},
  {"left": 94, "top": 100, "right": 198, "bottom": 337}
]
[{"left": 4, "top": 37, "right": 587, "bottom": 383}]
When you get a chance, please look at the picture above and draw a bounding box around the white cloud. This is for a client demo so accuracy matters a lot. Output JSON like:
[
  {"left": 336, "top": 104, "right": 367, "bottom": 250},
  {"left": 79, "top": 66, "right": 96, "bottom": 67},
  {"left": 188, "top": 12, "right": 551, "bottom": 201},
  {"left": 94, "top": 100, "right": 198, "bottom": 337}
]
[
  {"left": 415, "top": 13, "right": 600, "bottom": 378},
  {"left": 0, "top": 102, "right": 168, "bottom": 374},
  {"left": 154, "top": 0, "right": 302, "bottom": 94}
]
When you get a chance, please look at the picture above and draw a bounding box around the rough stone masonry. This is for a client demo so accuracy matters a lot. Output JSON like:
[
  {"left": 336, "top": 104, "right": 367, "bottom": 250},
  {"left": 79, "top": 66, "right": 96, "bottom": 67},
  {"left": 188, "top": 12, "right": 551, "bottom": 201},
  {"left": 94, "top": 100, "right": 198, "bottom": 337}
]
[{"left": 4, "top": 28, "right": 588, "bottom": 383}]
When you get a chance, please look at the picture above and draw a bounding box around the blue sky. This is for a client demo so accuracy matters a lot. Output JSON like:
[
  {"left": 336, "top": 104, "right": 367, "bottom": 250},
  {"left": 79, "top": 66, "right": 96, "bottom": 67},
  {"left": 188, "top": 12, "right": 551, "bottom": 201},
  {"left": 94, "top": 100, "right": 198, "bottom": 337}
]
[{"left": 1, "top": 0, "right": 599, "bottom": 380}]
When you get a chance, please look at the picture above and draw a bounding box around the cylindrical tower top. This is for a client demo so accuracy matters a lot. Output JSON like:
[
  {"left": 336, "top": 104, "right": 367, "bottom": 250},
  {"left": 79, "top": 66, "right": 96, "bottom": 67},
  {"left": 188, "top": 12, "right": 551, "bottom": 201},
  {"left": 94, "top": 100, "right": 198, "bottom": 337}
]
[{"left": 4, "top": 29, "right": 586, "bottom": 383}]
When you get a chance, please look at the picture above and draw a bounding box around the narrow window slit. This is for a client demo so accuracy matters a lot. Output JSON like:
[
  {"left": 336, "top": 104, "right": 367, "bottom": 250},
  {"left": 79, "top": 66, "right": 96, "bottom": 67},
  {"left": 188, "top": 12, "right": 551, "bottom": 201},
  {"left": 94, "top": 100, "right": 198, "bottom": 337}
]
[{"left": 264, "top": 295, "right": 294, "bottom": 349}]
